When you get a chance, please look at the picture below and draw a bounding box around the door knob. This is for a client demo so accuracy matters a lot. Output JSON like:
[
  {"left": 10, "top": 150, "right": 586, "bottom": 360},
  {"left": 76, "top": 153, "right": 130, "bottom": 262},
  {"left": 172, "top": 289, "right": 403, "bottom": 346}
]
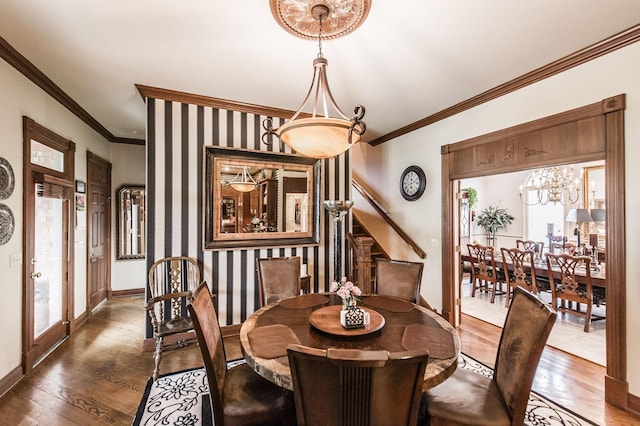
[{"left": 31, "top": 272, "right": 42, "bottom": 279}]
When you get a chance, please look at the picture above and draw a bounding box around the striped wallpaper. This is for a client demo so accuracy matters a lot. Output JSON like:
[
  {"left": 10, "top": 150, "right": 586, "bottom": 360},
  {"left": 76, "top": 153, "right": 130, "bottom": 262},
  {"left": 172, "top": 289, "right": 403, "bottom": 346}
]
[{"left": 145, "top": 97, "right": 352, "bottom": 332}]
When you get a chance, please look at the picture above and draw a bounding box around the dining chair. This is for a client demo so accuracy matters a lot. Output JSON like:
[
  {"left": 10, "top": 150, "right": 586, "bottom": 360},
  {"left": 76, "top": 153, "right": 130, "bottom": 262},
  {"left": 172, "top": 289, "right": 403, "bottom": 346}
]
[
  {"left": 425, "top": 287, "right": 556, "bottom": 425},
  {"left": 500, "top": 247, "right": 538, "bottom": 307},
  {"left": 545, "top": 252, "right": 605, "bottom": 332},
  {"left": 287, "top": 344, "right": 429, "bottom": 426},
  {"left": 188, "top": 282, "right": 296, "bottom": 426},
  {"left": 146, "top": 255, "right": 201, "bottom": 380},
  {"left": 466, "top": 243, "right": 505, "bottom": 303},
  {"left": 515, "top": 239, "right": 544, "bottom": 259},
  {"left": 256, "top": 256, "right": 301, "bottom": 307},
  {"left": 549, "top": 242, "right": 577, "bottom": 255},
  {"left": 374, "top": 258, "right": 424, "bottom": 303}
]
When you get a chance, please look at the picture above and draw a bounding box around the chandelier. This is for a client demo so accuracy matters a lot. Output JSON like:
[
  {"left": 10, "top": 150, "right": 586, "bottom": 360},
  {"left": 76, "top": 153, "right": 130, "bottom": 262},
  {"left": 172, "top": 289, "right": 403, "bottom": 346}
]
[
  {"left": 262, "top": 1, "right": 369, "bottom": 159},
  {"left": 229, "top": 166, "right": 257, "bottom": 192},
  {"left": 519, "top": 166, "right": 582, "bottom": 206}
]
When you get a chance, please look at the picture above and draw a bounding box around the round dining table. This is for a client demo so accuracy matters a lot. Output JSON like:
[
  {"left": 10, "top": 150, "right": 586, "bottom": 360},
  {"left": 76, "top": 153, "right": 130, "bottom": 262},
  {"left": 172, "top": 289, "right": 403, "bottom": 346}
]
[{"left": 239, "top": 293, "right": 460, "bottom": 391}]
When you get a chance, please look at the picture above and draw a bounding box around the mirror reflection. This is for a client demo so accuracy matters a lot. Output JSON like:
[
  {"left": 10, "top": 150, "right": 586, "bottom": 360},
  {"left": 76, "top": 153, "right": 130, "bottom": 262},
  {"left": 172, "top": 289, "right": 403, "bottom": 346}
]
[
  {"left": 116, "top": 185, "right": 145, "bottom": 260},
  {"left": 205, "top": 147, "right": 320, "bottom": 249}
]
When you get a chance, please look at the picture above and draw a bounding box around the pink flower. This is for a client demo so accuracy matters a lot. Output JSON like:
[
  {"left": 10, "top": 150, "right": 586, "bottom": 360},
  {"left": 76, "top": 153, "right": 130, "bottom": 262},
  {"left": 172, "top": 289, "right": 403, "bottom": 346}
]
[
  {"left": 337, "top": 287, "right": 350, "bottom": 300},
  {"left": 332, "top": 278, "right": 362, "bottom": 305}
]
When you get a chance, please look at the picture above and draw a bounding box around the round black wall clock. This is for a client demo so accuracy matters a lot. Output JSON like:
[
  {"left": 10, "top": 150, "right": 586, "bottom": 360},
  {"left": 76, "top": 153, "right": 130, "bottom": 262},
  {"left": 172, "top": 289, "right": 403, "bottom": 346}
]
[{"left": 400, "top": 165, "right": 427, "bottom": 201}]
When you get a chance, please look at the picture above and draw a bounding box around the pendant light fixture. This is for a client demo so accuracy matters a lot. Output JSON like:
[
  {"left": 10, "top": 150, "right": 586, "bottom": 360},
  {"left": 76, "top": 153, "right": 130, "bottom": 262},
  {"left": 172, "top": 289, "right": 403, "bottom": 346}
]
[
  {"left": 263, "top": 1, "right": 369, "bottom": 159},
  {"left": 229, "top": 166, "right": 257, "bottom": 192},
  {"left": 519, "top": 166, "right": 581, "bottom": 206}
]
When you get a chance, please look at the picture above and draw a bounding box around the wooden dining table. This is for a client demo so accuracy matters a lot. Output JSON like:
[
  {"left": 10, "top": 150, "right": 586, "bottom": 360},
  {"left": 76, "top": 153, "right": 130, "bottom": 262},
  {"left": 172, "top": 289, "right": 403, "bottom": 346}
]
[
  {"left": 461, "top": 253, "right": 606, "bottom": 288},
  {"left": 240, "top": 293, "right": 460, "bottom": 391}
]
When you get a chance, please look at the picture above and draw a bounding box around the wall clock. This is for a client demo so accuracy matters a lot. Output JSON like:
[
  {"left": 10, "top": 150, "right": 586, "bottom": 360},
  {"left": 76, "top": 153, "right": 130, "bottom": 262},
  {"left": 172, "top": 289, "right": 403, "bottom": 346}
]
[{"left": 400, "top": 165, "right": 426, "bottom": 201}]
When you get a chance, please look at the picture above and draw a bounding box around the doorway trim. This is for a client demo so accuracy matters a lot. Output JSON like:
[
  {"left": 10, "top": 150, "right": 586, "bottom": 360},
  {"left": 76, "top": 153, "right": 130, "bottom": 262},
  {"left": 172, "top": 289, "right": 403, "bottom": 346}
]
[
  {"left": 441, "top": 94, "right": 627, "bottom": 407},
  {"left": 22, "top": 117, "right": 76, "bottom": 373}
]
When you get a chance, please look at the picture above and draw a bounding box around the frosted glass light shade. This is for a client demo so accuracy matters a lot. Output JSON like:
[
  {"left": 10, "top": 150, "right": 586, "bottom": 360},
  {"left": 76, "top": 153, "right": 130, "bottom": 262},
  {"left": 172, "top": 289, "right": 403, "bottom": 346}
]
[{"left": 279, "top": 118, "right": 359, "bottom": 159}]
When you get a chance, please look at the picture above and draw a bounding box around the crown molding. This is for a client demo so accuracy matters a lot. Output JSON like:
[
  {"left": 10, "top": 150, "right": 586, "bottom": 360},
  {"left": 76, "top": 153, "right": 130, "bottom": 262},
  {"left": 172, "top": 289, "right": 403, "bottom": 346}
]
[
  {"left": 369, "top": 23, "right": 640, "bottom": 146},
  {"left": 135, "top": 84, "right": 306, "bottom": 119},
  {"left": 4, "top": 22, "right": 639, "bottom": 148},
  {"left": 0, "top": 36, "right": 144, "bottom": 145}
]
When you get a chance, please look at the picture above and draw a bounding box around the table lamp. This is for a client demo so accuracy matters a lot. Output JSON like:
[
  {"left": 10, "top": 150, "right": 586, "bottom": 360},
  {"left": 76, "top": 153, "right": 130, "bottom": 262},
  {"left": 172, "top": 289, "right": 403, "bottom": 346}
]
[{"left": 565, "top": 208, "right": 593, "bottom": 250}]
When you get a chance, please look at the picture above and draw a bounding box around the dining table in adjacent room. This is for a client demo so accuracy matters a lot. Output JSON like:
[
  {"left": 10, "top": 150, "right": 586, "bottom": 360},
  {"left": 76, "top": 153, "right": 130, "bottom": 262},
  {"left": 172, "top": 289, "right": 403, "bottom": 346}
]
[
  {"left": 461, "top": 252, "right": 606, "bottom": 288},
  {"left": 239, "top": 293, "right": 461, "bottom": 391}
]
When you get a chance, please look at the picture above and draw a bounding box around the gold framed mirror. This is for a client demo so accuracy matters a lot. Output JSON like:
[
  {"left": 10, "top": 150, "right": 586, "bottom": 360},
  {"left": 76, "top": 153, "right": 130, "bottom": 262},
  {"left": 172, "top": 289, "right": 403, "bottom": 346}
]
[
  {"left": 116, "top": 185, "right": 145, "bottom": 260},
  {"left": 204, "top": 147, "right": 320, "bottom": 249}
]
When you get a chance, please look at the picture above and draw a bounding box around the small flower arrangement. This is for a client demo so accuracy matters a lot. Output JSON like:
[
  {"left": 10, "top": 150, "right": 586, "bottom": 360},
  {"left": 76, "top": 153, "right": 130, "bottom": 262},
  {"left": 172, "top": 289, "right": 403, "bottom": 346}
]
[{"left": 330, "top": 277, "right": 362, "bottom": 309}]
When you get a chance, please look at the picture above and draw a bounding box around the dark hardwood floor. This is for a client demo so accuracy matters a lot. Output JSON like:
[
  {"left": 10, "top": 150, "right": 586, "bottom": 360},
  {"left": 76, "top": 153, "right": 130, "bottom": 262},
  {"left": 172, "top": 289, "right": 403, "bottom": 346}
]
[{"left": 0, "top": 296, "right": 637, "bottom": 425}]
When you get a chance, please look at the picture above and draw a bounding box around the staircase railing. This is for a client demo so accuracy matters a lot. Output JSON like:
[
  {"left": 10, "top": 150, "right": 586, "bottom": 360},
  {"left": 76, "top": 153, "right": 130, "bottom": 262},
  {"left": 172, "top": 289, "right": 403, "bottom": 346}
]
[{"left": 352, "top": 178, "right": 427, "bottom": 259}]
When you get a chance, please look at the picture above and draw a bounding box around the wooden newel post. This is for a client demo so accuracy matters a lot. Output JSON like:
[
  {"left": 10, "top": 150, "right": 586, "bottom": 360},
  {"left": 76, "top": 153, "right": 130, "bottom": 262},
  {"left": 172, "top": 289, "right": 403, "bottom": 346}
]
[{"left": 352, "top": 236, "right": 374, "bottom": 294}]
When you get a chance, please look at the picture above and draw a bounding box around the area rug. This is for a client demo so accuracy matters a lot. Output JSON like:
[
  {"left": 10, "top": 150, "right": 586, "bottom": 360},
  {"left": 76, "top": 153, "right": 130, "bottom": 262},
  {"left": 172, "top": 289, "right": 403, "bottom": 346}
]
[{"left": 132, "top": 357, "right": 598, "bottom": 426}]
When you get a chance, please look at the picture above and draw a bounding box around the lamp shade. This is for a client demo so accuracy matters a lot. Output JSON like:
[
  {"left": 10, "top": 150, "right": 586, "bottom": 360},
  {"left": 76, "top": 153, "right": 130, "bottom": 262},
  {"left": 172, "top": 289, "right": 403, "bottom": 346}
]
[
  {"left": 279, "top": 118, "right": 359, "bottom": 159},
  {"left": 565, "top": 208, "right": 593, "bottom": 223},
  {"left": 590, "top": 208, "right": 606, "bottom": 222},
  {"left": 229, "top": 166, "right": 257, "bottom": 192}
]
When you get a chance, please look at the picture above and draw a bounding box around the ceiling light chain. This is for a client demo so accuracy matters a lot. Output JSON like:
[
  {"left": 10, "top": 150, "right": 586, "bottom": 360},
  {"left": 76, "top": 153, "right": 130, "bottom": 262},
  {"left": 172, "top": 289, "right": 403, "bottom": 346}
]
[{"left": 316, "top": 6, "right": 324, "bottom": 59}]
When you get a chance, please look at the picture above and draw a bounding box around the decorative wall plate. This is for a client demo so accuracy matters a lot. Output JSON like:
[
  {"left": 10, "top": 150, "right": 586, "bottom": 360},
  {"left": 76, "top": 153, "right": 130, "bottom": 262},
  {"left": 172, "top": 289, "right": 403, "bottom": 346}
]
[
  {"left": 0, "top": 203, "right": 15, "bottom": 245},
  {"left": 0, "top": 157, "right": 15, "bottom": 200}
]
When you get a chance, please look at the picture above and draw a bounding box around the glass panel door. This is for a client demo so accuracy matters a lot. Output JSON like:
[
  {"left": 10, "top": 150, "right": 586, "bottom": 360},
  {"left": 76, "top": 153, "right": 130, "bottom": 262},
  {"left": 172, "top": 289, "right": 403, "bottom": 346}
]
[{"left": 33, "top": 190, "right": 64, "bottom": 338}]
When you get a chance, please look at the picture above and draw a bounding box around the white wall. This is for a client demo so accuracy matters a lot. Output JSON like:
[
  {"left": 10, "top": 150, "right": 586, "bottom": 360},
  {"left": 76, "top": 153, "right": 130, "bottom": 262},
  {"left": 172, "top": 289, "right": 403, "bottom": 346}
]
[
  {"left": 353, "top": 42, "right": 640, "bottom": 395},
  {"left": 110, "top": 143, "right": 146, "bottom": 291},
  {"left": 0, "top": 58, "right": 142, "bottom": 379}
]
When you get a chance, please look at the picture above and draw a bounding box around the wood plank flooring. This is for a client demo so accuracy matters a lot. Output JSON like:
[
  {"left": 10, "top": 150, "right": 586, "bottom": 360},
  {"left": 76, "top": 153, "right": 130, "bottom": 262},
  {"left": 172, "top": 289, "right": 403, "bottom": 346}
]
[{"left": 0, "top": 296, "right": 638, "bottom": 425}]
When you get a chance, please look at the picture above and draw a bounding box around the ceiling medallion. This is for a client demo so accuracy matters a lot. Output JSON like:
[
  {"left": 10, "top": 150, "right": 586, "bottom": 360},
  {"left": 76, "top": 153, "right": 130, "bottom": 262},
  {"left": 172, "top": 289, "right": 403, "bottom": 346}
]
[{"left": 269, "top": 0, "right": 371, "bottom": 40}]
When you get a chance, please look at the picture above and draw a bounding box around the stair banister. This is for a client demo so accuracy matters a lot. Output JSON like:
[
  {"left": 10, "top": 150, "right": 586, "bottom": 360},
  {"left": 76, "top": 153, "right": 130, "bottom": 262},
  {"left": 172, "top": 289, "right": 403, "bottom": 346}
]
[{"left": 352, "top": 178, "right": 427, "bottom": 259}]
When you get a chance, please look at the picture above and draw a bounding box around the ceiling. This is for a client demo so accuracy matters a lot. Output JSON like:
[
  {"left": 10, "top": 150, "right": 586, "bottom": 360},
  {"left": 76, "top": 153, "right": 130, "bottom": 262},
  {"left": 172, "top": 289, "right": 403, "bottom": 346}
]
[{"left": 1, "top": 1, "right": 640, "bottom": 144}]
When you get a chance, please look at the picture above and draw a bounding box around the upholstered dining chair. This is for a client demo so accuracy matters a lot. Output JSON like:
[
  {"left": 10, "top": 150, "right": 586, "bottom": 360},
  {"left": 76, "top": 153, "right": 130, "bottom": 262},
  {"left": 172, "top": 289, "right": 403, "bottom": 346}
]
[
  {"left": 146, "top": 255, "right": 201, "bottom": 380},
  {"left": 374, "top": 258, "right": 424, "bottom": 303},
  {"left": 425, "top": 287, "right": 556, "bottom": 425},
  {"left": 545, "top": 252, "right": 604, "bottom": 332},
  {"left": 466, "top": 243, "right": 505, "bottom": 303},
  {"left": 188, "top": 282, "right": 295, "bottom": 426},
  {"left": 500, "top": 247, "right": 538, "bottom": 307},
  {"left": 256, "top": 256, "right": 301, "bottom": 307},
  {"left": 287, "top": 344, "right": 429, "bottom": 426}
]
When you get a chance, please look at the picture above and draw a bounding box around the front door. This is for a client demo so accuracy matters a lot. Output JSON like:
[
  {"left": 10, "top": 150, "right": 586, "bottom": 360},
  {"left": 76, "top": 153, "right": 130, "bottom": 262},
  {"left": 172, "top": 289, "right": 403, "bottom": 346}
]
[
  {"left": 22, "top": 117, "right": 75, "bottom": 372},
  {"left": 87, "top": 152, "right": 111, "bottom": 310}
]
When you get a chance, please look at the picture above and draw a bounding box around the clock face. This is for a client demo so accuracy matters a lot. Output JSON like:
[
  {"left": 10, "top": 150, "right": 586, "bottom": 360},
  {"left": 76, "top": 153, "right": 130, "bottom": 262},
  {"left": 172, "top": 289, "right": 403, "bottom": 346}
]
[
  {"left": 403, "top": 171, "right": 420, "bottom": 195},
  {"left": 400, "top": 166, "right": 426, "bottom": 201}
]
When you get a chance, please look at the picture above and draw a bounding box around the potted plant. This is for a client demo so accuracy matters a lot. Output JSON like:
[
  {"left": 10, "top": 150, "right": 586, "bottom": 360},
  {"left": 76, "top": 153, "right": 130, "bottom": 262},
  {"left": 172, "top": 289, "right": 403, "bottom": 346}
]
[
  {"left": 461, "top": 187, "right": 478, "bottom": 221},
  {"left": 476, "top": 204, "right": 514, "bottom": 247}
]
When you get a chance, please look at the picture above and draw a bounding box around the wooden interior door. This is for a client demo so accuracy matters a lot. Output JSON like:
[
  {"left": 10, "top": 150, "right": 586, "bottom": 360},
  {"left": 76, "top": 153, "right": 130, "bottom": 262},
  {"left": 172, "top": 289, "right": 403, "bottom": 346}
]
[{"left": 87, "top": 152, "right": 111, "bottom": 310}]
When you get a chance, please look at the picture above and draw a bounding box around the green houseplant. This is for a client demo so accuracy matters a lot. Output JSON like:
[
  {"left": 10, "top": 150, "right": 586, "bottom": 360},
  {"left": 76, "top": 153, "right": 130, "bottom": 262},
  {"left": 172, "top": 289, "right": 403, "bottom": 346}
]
[
  {"left": 476, "top": 204, "right": 514, "bottom": 246},
  {"left": 461, "top": 187, "right": 478, "bottom": 209},
  {"left": 461, "top": 187, "right": 478, "bottom": 221}
]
